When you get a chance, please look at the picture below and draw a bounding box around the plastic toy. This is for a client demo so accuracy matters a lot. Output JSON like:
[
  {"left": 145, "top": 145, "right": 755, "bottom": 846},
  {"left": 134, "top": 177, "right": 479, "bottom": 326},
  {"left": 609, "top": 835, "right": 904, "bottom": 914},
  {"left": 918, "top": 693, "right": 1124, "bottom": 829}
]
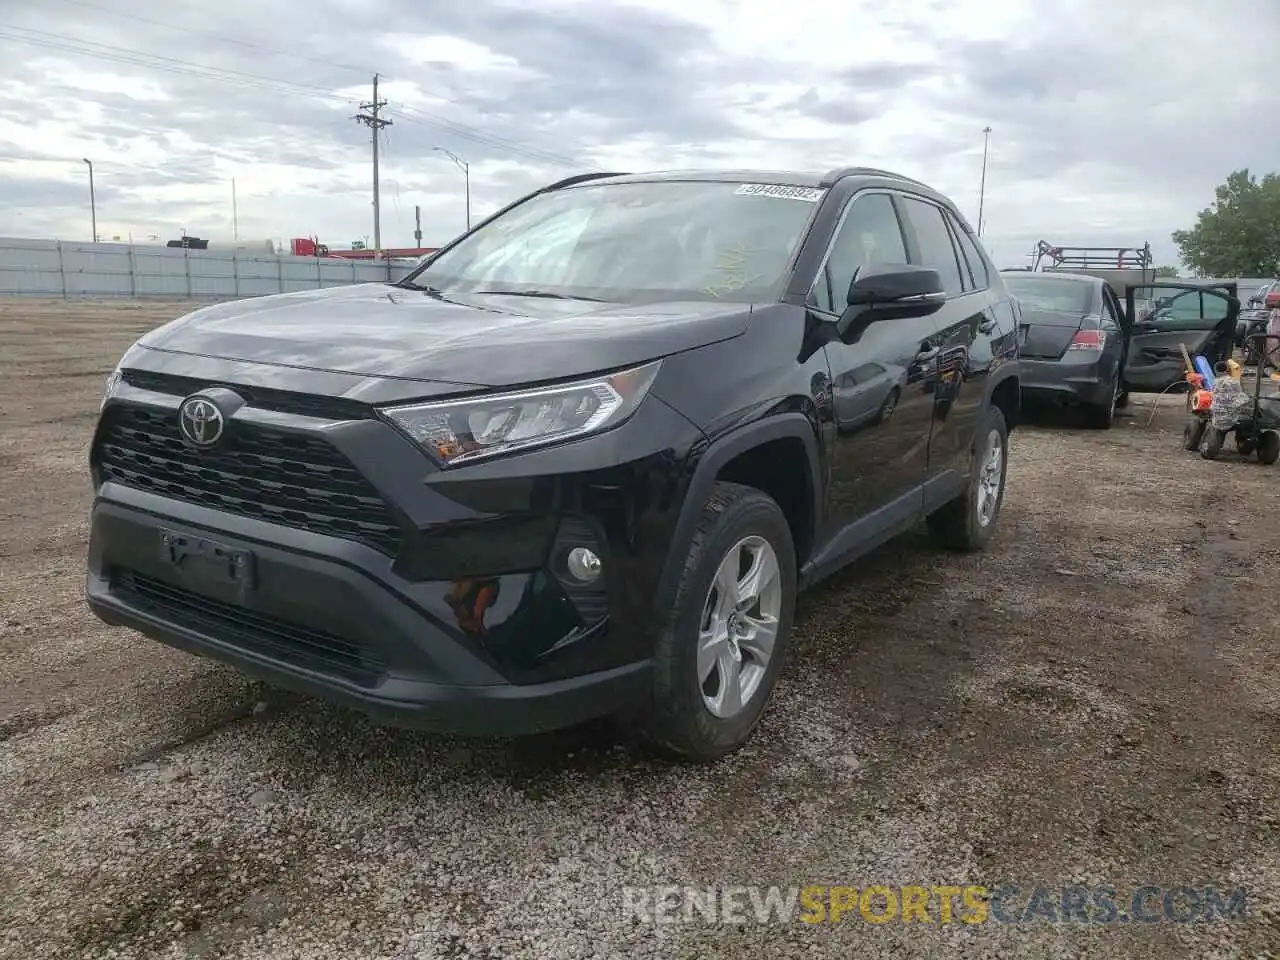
[
  {"left": 1198, "top": 335, "right": 1280, "bottom": 464},
  {"left": 1192, "top": 354, "right": 1216, "bottom": 387},
  {"left": 1182, "top": 370, "right": 1216, "bottom": 450}
]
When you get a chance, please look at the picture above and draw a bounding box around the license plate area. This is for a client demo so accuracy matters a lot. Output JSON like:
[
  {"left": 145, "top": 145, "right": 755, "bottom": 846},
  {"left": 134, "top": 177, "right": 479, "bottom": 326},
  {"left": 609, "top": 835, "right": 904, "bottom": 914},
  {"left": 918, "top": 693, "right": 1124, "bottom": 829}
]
[{"left": 159, "top": 529, "right": 256, "bottom": 602}]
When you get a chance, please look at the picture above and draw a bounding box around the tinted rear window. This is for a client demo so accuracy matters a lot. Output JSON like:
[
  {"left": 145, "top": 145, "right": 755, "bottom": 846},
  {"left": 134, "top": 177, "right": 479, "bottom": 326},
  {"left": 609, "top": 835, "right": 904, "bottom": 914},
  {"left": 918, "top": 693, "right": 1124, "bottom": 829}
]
[{"left": 1003, "top": 276, "right": 1094, "bottom": 314}]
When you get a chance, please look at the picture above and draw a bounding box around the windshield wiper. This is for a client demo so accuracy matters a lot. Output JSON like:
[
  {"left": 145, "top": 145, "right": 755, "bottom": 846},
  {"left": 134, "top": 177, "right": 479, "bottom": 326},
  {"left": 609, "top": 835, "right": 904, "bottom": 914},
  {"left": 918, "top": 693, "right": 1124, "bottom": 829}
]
[
  {"left": 468, "top": 289, "right": 607, "bottom": 302},
  {"left": 393, "top": 280, "right": 444, "bottom": 295}
]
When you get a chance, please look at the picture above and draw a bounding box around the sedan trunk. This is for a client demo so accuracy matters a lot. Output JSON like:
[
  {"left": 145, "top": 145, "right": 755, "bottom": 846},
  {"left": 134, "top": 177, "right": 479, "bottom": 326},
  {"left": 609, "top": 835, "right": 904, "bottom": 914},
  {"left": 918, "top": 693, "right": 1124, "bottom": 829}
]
[{"left": 1019, "top": 309, "right": 1087, "bottom": 360}]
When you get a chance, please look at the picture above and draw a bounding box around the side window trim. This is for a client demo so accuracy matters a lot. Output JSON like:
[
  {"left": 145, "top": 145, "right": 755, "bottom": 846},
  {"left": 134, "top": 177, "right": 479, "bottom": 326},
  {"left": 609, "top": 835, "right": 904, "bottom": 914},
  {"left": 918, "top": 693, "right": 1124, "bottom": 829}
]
[
  {"left": 972, "top": 234, "right": 993, "bottom": 289},
  {"left": 893, "top": 192, "right": 923, "bottom": 265},
  {"left": 944, "top": 214, "right": 977, "bottom": 292},
  {"left": 946, "top": 210, "right": 990, "bottom": 294},
  {"left": 894, "top": 191, "right": 968, "bottom": 300},
  {"left": 804, "top": 188, "right": 909, "bottom": 317},
  {"left": 1101, "top": 287, "right": 1121, "bottom": 323}
]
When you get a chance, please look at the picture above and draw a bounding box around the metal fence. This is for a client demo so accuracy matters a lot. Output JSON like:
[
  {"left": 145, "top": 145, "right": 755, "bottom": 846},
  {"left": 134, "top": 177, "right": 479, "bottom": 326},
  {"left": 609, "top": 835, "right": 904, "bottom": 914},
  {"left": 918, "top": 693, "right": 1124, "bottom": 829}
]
[
  {"left": 0, "top": 237, "right": 416, "bottom": 298},
  {"left": 1200, "top": 278, "right": 1272, "bottom": 301}
]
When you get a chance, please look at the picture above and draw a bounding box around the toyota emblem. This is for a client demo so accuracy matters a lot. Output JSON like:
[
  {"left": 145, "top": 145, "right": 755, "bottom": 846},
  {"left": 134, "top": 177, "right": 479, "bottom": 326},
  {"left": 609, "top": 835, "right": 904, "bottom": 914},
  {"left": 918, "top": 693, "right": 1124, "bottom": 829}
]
[{"left": 178, "top": 395, "right": 225, "bottom": 447}]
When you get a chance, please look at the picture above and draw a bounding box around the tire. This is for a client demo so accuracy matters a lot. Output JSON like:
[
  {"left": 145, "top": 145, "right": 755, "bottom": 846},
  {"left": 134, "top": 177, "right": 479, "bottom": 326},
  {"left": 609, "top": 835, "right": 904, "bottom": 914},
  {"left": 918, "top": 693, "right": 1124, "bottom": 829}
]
[
  {"left": 639, "top": 481, "right": 797, "bottom": 762},
  {"left": 1200, "top": 427, "right": 1224, "bottom": 460},
  {"left": 877, "top": 387, "right": 900, "bottom": 423},
  {"left": 927, "top": 406, "right": 1009, "bottom": 552},
  {"left": 1184, "top": 417, "right": 1207, "bottom": 451},
  {"left": 1084, "top": 377, "right": 1119, "bottom": 429},
  {"left": 1115, "top": 390, "right": 1130, "bottom": 409},
  {"left": 1259, "top": 431, "right": 1280, "bottom": 466}
]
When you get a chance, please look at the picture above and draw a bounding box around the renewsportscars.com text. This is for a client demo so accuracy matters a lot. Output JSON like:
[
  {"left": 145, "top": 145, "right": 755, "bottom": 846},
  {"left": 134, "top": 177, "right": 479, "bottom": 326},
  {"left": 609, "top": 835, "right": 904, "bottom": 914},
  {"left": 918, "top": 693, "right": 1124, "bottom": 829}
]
[{"left": 621, "top": 884, "right": 1248, "bottom": 925}]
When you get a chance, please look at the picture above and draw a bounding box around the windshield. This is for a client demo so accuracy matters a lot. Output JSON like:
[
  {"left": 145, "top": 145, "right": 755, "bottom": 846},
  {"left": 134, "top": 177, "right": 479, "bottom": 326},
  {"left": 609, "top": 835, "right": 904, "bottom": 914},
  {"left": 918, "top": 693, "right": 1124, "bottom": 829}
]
[
  {"left": 401, "top": 179, "right": 824, "bottom": 303},
  {"left": 1004, "top": 275, "right": 1095, "bottom": 314}
]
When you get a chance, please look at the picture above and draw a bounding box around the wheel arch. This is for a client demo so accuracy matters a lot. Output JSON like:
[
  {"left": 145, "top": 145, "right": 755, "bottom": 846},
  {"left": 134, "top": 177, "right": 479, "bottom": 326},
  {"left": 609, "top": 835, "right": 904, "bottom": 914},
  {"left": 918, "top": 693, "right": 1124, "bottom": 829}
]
[
  {"left": 987, "top": 366, "right": 1021, "bottom": 433},
  {"left": 653, "top": 413, "right": 822, "bottom": 615}
]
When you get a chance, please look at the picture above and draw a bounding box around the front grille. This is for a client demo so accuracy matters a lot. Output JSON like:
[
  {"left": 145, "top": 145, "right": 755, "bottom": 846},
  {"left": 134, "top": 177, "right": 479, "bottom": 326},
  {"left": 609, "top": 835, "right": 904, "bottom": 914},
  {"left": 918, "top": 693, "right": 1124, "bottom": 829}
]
[
  {"left": 114, "top": 570, "right": 386, "bottom": 684},
  {"left": 95, "top": 404, "right": 404, "bottom": 556},
  {"left": 121, "top": 369, "right": 372, "bottom": 421}
]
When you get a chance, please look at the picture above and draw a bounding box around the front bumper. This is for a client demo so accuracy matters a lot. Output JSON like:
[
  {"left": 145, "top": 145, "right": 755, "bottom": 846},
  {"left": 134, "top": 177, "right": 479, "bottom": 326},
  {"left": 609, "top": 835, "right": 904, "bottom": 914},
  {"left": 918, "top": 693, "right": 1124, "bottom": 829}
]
[
  {"left": 1019, "top": 356, "right": 1114, "bottom": 407},
  {"left": 86, "top": 498, "right": 652, "bottom": 735},
  {"left": 85, "top": 367, "right": 703, "bottom": 736}
]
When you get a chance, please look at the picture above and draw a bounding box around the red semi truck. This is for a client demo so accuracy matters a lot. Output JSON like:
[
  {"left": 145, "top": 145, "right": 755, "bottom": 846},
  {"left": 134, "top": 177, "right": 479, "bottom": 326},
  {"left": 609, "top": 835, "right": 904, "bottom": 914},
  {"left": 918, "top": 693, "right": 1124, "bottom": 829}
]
[{"left": 289, "top": 237, "right": 438, "bottom": 259}]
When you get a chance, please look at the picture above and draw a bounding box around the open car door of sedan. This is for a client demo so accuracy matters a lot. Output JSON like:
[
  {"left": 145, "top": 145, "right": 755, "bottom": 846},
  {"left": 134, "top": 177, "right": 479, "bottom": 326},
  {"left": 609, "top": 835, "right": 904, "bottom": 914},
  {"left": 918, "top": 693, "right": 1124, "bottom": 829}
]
[{"left": 1121, "top": 283, "right": 1239, "bottom": 393}]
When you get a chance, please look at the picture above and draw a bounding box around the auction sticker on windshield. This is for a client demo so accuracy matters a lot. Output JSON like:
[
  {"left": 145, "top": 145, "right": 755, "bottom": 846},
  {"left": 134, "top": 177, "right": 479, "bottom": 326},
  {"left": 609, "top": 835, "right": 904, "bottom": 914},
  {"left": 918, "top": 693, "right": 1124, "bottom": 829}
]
[{"left": 735, "top": 183, "right": 824, "bottom": 202}]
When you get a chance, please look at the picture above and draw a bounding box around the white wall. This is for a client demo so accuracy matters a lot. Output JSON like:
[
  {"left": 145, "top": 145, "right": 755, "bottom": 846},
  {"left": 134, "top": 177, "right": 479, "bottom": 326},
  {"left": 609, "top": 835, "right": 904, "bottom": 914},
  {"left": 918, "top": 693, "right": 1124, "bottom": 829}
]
[{"left": 0, "top": 237, "right": 416, "bottom": 298}]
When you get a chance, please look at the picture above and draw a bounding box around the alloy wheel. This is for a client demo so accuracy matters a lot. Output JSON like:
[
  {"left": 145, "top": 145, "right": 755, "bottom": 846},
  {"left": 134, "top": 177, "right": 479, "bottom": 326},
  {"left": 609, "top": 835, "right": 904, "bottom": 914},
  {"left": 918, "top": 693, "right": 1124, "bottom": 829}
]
[
  {"left": 697, "top": 535, "right": 782, "bottom": 719},
  {"left": 975, "top": 428, "right": 1003, "bottom": 528}
]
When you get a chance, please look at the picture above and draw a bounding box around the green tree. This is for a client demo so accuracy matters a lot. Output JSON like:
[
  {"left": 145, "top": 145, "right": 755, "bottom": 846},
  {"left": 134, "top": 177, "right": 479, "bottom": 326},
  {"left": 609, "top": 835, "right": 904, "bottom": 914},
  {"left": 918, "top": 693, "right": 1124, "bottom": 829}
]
[
  {"left": 1172, "top": 169, "right": 1280, "bottom": 277},
  {"left": 1154, "top": 265, "right": 1180, "bottom": 278}
]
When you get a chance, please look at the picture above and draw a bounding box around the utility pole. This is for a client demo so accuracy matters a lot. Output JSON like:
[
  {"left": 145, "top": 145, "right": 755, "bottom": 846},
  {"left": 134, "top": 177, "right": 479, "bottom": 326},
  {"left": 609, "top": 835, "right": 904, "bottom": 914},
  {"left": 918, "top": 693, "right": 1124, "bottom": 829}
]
[
  {"left": 977, "top": 126, "right": 992, "bottom": 238},
  {"left": 354, "top": 74, "right": 391, "bottom": 258},
  {"left": 414, "top": 204, "right": 422, "bottom": 247},
  {"left": 433, "top": 146, "right": 471, "bottom": 231},
  {"left": 232, "top": 178, "right": 239, "bottom": 243},
  {"left": 82, "top": 158, "right": 96, "bottom": 242}
]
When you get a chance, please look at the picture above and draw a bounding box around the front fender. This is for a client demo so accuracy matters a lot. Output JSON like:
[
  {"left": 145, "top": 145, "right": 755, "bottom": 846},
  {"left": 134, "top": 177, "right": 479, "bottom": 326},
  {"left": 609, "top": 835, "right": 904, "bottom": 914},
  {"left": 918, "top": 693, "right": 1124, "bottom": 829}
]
[{"left": 652, "top": 412, "right": 822, "bottom": 615}]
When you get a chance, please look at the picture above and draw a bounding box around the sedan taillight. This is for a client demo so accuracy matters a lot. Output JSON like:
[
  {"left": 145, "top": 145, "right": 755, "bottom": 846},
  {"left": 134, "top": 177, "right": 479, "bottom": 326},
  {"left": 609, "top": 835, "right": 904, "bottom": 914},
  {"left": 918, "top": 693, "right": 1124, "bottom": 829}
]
[{"left": 1067, "top": 330, "right": 1106, "bottom": 352}]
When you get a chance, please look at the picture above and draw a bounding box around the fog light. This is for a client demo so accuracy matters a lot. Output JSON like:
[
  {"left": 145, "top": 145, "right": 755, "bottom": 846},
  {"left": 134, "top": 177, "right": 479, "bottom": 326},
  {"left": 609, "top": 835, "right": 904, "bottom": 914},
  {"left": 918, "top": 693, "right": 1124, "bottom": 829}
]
[{"left": 566, "top": 547, "right": 602, "bottom": 583}]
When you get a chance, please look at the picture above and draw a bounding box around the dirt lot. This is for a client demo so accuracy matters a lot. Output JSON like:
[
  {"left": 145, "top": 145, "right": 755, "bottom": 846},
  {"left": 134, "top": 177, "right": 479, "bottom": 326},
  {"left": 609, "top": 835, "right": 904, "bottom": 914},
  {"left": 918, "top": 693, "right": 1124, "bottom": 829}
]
[{"left": 2, "top": 296, "right": 1279, "bottom": 960}]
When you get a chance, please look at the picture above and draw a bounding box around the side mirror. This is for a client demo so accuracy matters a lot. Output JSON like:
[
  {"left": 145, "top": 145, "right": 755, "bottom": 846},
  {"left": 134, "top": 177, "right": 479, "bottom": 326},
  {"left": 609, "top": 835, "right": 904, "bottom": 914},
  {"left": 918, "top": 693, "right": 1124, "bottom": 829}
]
[{"left": 837, "top": 263, "right": 946, "bottom": 338}]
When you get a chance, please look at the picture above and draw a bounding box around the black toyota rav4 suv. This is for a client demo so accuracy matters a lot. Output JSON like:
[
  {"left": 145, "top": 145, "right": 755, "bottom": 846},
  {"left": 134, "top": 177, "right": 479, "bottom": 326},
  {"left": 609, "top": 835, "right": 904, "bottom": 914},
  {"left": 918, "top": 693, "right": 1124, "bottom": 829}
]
[{"left": 87, "top": 167, "right": 1021, "bottom": 760}]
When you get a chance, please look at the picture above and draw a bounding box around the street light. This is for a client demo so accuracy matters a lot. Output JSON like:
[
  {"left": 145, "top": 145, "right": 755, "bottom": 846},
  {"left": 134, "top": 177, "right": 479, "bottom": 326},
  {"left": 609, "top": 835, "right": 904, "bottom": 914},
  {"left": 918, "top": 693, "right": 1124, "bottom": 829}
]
[
  {"left": 433, "top": 146, "right": 471, "bottom": 231},
  {"left": 977, "top": 126, "right": 991, "bottom": 239},
  {"left": 82, "top": 158, "right": 97, "bottom": 242}
]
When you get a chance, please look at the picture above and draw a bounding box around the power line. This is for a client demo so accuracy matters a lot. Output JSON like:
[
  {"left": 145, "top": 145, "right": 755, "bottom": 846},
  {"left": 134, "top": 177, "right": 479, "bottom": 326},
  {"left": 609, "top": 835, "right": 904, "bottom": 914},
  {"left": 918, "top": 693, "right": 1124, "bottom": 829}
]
[
  {"left": 37, "top": 0, "right": 608, "bottom": 167},
  {"left": 0, "top": 25, "right": 358, "bottom": 102},
  {"left": 41, "top": 0, "right": 372, "bottom": 76},
  {"left": 1, "top": 20, "right": 602, "bottom": 170},
  {"left": 0, "top": 25, "right": 593, "bottom": 170},
  {"left": 379, "top": 130, "right": 408, "bottom": 244},
  {"left": 393, "top": 104, "right": 595, "bottom": 170}
]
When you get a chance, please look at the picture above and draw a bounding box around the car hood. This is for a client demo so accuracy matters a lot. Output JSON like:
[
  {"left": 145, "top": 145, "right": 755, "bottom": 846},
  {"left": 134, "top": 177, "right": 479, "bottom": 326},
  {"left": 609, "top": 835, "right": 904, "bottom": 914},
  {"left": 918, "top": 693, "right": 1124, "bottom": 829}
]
[{"left": 137, "top": 283, "right": 754, "bottom": 388}]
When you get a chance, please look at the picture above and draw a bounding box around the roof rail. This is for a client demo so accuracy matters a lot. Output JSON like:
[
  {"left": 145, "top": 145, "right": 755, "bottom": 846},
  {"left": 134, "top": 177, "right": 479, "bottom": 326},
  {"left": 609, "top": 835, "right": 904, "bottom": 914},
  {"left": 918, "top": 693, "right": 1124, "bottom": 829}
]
[
  {"left": 541, "top": 171, "right": 628, "bottom": 192},
  {"left": 819, "top": 166, "right": 930, "bottom": 189}
]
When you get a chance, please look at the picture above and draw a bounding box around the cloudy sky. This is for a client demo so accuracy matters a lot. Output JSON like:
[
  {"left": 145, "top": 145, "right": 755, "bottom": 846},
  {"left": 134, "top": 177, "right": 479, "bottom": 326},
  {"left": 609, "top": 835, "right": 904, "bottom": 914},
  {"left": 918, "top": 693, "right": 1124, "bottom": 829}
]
[{"left": 0, "top": 0, "right": 1275, "bottom": 269}]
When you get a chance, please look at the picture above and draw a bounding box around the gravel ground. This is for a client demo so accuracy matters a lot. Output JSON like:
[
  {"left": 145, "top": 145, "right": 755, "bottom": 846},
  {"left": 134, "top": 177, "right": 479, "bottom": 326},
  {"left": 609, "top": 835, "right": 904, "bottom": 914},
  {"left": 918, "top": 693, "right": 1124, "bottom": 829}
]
[{"left": 2, "top": 296, "right": 1279, "bottom": 960}]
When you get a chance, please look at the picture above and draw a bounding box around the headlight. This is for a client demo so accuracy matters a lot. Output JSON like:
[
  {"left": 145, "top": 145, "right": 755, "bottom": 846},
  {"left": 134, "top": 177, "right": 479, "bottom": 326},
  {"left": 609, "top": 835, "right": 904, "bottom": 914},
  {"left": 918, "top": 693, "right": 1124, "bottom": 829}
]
[
  {"left": 101, "top": 365, "right": 123, "bottom": 410},
  {"left": 381, "top": 361, "right": 662, "bottom": 466}
]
